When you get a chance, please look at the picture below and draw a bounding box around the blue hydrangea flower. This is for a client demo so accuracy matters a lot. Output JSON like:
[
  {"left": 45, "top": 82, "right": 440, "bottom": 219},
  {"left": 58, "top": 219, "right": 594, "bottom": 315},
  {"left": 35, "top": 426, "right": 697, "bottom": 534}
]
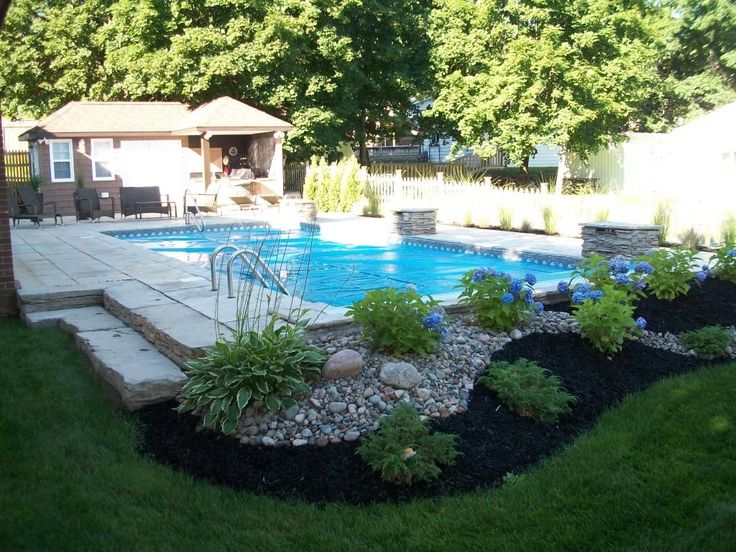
[
  {"left": 525, "top": 272, "right": 537, "bottom": 286},
  {"left": 609, "top": 255, "right": 629, "bottom": 274},
  {"left": 524, "top": 290, "right": 534, "bottom": 305},
  {"left": 573, "top": 282, "right": 590, "bottom": 294},
  {"left": 695, "top": 270, "right": 707, "bottom": 283},
  {"left": 728, "top": 249, "right": 736, "bottom": 256},
  {"left": 439, "top": 326, "right": 449, "bottom": 337},
  {"left": 503, "top": 272, "right": 513, "bottom": 282},
  {"left": 634, "top": 261, "right": 654, "bottom": 274},
  {"left": 701, "top": 265, "right": 709, "bottom": 273},
  {"left": 509, "top": 279, "right": 523, "bottom": 295},
  {"left": 472, "top": 268, "right": 489, "bottom": 282},
  {"left": 588, "top": 290, "right": 604, "bottom": 301},
  {"left": 534, "top": 301, "right": 544, "bottom": 314},
  {"left": 614, "top": 273, "right": 630, "bottom": 285},
  {"left": 557, "top": 281, "right": 570, "bottom": 293},
  {"left": 572, "top": 290, "right": 588, "bottom": 304},
  {"left": 636, "top": 317, "right": 647, "bottom": 330},
  {"left": 422, "top": 312, "right": 443, "bottom": 329},
  {"left": 635, "top": 281, "right": 647, "bottom": 291},
  {"left": 501, "top": 292, "right": 514, "bottom": 304}
]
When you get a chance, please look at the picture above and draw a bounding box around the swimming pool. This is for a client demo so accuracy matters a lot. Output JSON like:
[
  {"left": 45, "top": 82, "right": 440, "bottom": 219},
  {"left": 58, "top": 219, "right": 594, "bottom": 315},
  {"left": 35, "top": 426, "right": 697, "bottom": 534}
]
[{"left": 111, "top": 224, "right": 577, "bottom": 307}]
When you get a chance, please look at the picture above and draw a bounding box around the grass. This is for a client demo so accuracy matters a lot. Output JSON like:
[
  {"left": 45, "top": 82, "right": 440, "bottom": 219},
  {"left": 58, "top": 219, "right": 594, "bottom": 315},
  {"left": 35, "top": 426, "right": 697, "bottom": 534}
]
[{"left": 1, "top": 317, "right": 735, "bottom": 550}]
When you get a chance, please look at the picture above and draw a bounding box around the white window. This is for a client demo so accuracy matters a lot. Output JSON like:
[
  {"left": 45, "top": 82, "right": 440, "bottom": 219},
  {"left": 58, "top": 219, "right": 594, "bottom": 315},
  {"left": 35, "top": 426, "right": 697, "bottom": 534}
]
[
  {"left": 29, "top": 143, "right": 41, "bottom": 177},
  {"left": 49, "top": 139, "right": 74, "bottom": 182},
  {"left": 91, "top": 139, "right": 115, "bottom": 180}
]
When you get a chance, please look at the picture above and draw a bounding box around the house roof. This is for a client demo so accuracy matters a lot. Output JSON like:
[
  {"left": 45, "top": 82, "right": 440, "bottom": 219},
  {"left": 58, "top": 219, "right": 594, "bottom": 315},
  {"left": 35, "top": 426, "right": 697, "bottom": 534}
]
[
  {"left": 170, "top": 96, "right": 294, "bottom": 135},
  {"left": 19, "top": 97, "right": 293, "bottom": 140}
]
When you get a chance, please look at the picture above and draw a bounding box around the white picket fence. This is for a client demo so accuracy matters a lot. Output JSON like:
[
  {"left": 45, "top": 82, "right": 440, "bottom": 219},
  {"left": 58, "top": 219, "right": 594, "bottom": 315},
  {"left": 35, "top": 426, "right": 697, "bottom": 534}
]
[{"left": 365, "top": 173, "right": 735, "bottom": 243}]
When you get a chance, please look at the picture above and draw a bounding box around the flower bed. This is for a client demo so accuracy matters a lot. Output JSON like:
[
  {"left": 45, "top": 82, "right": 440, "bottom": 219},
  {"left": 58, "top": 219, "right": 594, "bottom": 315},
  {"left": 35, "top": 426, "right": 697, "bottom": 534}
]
[{"left": 135, "top": 278, "right": 736, "bottom": 504}]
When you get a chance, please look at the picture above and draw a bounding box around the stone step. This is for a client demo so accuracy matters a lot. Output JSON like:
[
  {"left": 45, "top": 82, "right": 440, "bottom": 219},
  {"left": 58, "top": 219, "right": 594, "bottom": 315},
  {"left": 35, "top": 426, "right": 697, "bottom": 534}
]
[
  {"left": 18, "top": 285, "right": 104, "bottom": 314},
  {"left": 75, "top": 327, "right": 187, "bottom": 410},
  {"left": 22, "top": 305, "right": 187, "bottom": 411}
]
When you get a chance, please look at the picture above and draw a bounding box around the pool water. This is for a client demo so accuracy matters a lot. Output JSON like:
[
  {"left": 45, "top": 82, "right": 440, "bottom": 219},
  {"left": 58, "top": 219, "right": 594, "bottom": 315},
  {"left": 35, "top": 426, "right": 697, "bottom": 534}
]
[{"left": 119, "top": 227, "right": 574, "bottom": 307}]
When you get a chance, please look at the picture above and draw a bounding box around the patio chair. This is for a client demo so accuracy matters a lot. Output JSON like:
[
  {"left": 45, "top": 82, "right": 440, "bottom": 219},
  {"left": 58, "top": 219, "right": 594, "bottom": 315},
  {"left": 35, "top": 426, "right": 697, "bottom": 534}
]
[
  {"left": 73, "top": 188, "right": 116, "bottom": 221},
  {"left": 119, "top": 186, "right": 176, "bottom": 218},
  {"left": 7, "top": 191, "right": 43, "bottom": 227},
  {"left": 16, "top": 185, "right": 63, "bottom": 225},
  {"left": 183, "top": 185, "right": 227, "bottom": 216}
]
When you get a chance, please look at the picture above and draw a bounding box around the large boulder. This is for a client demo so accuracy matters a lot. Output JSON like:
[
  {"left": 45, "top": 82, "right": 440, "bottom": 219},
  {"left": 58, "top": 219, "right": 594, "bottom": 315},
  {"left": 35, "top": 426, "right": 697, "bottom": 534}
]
[
  {"left": 322, "top": 349, "right": 364, "bottom": 380},
  {"left": 379, "top": 361, "right": 421, "bottom": 389}
]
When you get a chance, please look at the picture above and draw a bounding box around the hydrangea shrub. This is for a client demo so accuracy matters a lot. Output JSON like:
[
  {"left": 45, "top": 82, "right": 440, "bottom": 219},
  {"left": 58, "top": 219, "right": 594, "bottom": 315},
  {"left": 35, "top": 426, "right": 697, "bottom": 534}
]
[
  {"left": 347, "top": 288, "right": 447, "bottom": 356},
  {"left": 707, "top": 244, "right": 736, "bottom": 284},
  {"left": 458, "top": 269, "right": 543, "bottom": 332},
  {"left": 635, "top": 248, "right": 701, "bottom": 301}
]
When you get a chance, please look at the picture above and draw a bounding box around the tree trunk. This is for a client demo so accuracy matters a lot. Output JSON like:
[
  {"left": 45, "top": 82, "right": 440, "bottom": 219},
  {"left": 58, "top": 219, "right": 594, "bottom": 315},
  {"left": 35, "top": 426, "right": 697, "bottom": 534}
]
[
  {"left": 521, "top": 155, "right": 530, "bottom": 175},
  {"left": 358, "top": 138, "right": 370, "bottom": 167},
  {"left": 554, "top": 149, "right": 566, "bottom": 195}
]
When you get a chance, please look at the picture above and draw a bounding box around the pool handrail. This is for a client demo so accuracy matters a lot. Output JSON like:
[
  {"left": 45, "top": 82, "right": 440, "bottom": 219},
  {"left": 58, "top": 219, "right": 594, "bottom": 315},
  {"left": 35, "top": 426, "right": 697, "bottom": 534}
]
[
  {"left": 210, "top": 244, "right": 240, "bottom": 291},
  {"left": 226, "top": 247, "right": 290, "bottom": 298}
]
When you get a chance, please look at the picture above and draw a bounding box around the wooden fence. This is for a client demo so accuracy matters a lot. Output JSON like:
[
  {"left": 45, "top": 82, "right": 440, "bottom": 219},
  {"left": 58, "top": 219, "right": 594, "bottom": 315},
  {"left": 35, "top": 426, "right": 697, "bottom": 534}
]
[
  {"left": 284, "top": 163, "right": 306, "bottom": 194},
  {"left": 3, "top": 150, "right": 30, "bottom": 184},
  {"left": 365, "top": 173, "right": 733, "bottom": 242}
]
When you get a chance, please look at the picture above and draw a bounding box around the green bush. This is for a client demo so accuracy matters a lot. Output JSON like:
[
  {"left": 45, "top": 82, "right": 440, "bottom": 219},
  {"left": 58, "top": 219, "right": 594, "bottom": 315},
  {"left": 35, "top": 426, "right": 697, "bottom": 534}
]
[
  {"left": 478, "top": 358, "right": 576, "bottom": 423},
  {"left": 362, "top": 181, "right": 381, "bottom": 216},
  {"left": 652, "top": 199, "right": 672, "bottom": 245},
  {"left": 498, "top": 208, "right": 513, "bottom": 230},
  {"left": 356, "top": 404, "right": 459, "bottom": 485},
  {"left": 346, "top": 288, "right": 446, "bottom": 355},
  {"left": 572, "top": 285, "right": 643, "bottom": 355},
  {"left": 681, "top": 326, "right": 732, "bottom": 359},
  {"left": 520, "top": 219, "right": 532, "bottom": 232},
  {"left": 721, "top": 216, "right": 736, "bottom": 245},
  {"left": 636, "top": 248, "right": 700, "bottom": 301},
  {"left": 177, "top": 316, "right": 326, "bottom": 435},
  {"left": 304, "top": 156, "right": 364, "bottom": 213},
  {"left": 595, "top": 208, "right": 609, "bottom": 222},
  {"left": 542, "top": 206, "right": 557, "bottom": 235},
  {"left": 458, "top": 269, "right": 542, "bottom": 332},
  {"left": 678, "top": 227, "right": 703, "bottom": 250},
  {"left": 566, "top": 254, "right": 648, "bottom": 302},
  {"left": 708, "top": 242, "right": 736, "bottom": 284}
]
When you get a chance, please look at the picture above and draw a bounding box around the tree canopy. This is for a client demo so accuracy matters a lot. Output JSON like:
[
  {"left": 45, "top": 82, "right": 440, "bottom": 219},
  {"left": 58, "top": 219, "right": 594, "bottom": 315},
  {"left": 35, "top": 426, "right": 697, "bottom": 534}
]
[{"left": 0, "top": 0, "right": 733, "bottom": 162}]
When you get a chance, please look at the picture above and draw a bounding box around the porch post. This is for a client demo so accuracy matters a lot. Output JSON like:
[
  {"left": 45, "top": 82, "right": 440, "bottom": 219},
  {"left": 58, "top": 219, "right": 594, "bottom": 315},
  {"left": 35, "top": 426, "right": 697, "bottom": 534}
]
[
  {"left": 270, "top": 131, "right": 285, "bottom": 196},
  {"left": 200, "top": 133, "right": 212, "bottom": 190},
  {"left": 0, "top": 106, "right": 18, "bottom": 315}
]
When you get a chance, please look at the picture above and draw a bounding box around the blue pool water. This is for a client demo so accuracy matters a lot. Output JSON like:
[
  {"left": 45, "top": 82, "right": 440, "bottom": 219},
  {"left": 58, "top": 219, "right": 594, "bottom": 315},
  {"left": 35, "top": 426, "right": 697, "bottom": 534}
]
[{"left": 116, "top": 226, "right": 576, "bottom": 307}]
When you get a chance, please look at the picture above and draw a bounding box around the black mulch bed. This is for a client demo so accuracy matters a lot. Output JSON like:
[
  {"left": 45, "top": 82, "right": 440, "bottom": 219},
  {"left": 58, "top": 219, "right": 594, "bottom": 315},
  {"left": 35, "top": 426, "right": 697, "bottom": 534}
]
[
  {"left": 545, "top": 278, "right": 736, "bottom": 334},
  {"left": 136, "top": 334, "right": 710, "bottom": 505}
]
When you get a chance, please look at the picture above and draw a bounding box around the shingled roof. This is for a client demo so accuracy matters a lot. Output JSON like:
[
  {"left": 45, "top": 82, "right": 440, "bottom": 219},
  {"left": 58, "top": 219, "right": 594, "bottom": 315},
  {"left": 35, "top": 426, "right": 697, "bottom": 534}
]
[{"left": 19, "top": 97, "right": 293, "bottom": 140}]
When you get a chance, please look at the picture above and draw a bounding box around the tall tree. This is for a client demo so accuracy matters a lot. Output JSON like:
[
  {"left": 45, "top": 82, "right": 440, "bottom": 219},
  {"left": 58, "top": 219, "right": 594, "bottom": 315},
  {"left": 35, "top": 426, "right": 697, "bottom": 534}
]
[{"left": 428, "top": 0, "right": 665, "bottom": 167}]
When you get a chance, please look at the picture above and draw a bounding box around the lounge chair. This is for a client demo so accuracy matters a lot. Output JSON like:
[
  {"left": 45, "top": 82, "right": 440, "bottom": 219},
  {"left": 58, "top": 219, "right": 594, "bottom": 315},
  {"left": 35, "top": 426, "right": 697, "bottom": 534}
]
[
  {"left": 73, "top": 188, "right": 116, "bottom": 221},
  {"left": 7, "top": 192, "right": 43, "bottom": 227},
  {"left": 183, "top": 186, "right": 227, "bottom": 216},
  {"left": 120, "top": 186, "right": 176, "bottom": 218},
  {"left": 16, "top": 185, "right": 63, "bottom": 225}
]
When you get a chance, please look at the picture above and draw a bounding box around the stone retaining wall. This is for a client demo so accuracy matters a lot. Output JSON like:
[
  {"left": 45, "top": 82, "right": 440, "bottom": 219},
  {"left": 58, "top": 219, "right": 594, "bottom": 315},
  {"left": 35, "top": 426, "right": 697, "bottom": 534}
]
[
  {"left": 391, "top": 208, "right": 437, "bottom": 236},
  {"left": 581, "top": 221, "right": 660, "bottom": 258}
]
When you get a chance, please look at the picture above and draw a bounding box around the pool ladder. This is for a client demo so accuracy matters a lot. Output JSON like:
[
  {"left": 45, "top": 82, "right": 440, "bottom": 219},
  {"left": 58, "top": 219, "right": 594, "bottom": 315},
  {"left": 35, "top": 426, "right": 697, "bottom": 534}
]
[{"left": 209, "top": 245, "right": 289, "bottom": 298}]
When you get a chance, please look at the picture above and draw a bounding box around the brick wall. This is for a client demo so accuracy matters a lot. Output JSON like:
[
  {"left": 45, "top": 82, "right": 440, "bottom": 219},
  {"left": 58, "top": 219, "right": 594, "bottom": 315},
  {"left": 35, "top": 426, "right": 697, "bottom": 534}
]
[{"left": 0, "top": 113, "right": 19, "bottom": 316}]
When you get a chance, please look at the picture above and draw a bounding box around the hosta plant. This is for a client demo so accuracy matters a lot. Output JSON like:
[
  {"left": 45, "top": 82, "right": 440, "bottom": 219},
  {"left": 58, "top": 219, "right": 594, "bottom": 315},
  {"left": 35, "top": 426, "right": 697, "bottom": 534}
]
[
  {"left": 571, "top": 285, "right": 645, "bottom": 355},
  {"left": 347, "top": 288, "right": 446, "bottom": 355},
  {"left": 356, "top": 404, "right": 459, "bottom": 485},
  {"left": 636, "top": 248, "right": 702, "bottom": 301},
  {"left": 458, "top": 269, "right": 543, "bottom": 332},
  {"left": 708, "top": 243, "right": 736, "bottom": 284},
  {"left": 680, "top": 326, "right": 732, "bottom": 360},
  {"left": 177, "top": 315, "right": 326, "bottom": 435},
  {"left": 478, "top": 358, "right": 576, "bottom": 423}
]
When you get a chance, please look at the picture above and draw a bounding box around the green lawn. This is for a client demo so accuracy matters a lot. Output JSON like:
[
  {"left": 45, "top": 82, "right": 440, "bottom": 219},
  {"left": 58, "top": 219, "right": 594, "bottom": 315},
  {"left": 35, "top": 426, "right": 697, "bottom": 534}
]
[{"left": 1, "top": 317, "right": 735, "bottom": 551}]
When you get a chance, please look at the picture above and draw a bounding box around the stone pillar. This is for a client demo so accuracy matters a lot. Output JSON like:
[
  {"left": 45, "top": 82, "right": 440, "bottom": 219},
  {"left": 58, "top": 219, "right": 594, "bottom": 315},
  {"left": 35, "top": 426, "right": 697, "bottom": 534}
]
[
  {"left": 580, "top": 221, "right": 660, "bottom": 258},
  {"left": 391, "top": 208, "right": 438, "bottom": 235},
  {"left": 0, "top": 110, "right": 18, "bottom": 316},
  {"left": 268, "top": 131, "right": 285, "bottom": 197}
]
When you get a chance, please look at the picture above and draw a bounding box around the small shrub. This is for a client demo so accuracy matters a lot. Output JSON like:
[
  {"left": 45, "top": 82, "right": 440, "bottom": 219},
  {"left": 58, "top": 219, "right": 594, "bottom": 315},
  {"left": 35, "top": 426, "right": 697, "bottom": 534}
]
[
  {"left": 346, "top": 288, "right": 446, "bottom": 355},
  {"left": 652, "top": 199, "right": 672, "bottom": 245},
  {"left": 571, "top": 285, "right": 643, "bottom": 355},
  {"left": 356, "top": 404, "right": 459, "bottom": 485},
  {"left": 520, "top": 219, "right": 533, "bottom": 232},
  {"left": 720, "top": 216, "right": 736, "bottom": 246},
  {"left": 595, "top": 208, "right": 609, "bottom": 222},
  {"left": 27, "top": 174, "right": 44, "bottom": 193},
  {"left": 566, "top": 253, "right": 649, "bottom": 302},
  {"left": 708, "top": 243, "right": 736, "bottom": 284},
  {"left": 678, "top": 227, "right": 704, "bottom": 250},
  {"left": 75, "top": 175, "right": 86, "bottom": 189},
  {"left": 362, "top": 181, "right": 381, "bottom": 216},
  {"left": 463, "top": 211, "right": 474, "bottom": 227},
  {"left": 478, "top": 358, "right": 576, "bottom": 423},
  {"left": 498, "top": 208, "right": 513, "bottom": 230},
  {"left": 636, "top": 248, "right": 701, "bottom": 301},
  {"left": 542, "top": 207, "right": 557, "bottom": 235},
  {"left": 177, "top": 316, "right": 326, "bottom": 435},
  {"left": 458, "top": 269, "right": 543, "bottom": 332},
  {"left": 680, "top": 326, "right": 732, "bottom": 359}
]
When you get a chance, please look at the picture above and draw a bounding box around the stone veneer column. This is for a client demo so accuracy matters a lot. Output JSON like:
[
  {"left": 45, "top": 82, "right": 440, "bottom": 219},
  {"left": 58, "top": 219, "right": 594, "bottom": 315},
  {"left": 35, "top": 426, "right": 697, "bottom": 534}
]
[{"left": 0, "top": 111, "right": 18, "bottom": 316}]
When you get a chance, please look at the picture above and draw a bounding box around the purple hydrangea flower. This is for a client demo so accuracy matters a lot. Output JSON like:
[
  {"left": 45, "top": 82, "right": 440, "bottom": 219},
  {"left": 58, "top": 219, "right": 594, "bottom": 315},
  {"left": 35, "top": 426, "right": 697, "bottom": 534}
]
[
  {"left": 695, "top": 270, "right": 707, "bottom": 283},
  {"left": 509, "top": 279, "right": 524, "bottom": 295},
  {"left": 501, "top": 292, "right": 515, "bottom": 304},
  {"left": 557, "top": 281, "right": 570, "bottom": 293},
  {"left": 422, "top": 312, "right": 443, "bottom": 329},
  {"left": 634, "top": 261, "right": 654, "bottom": 275},
  {"left": 636, "top": 317, "right": 647, "bottom": 330},
  {"left": 525, "top": 272, "right": 537, "bottom": 286}
]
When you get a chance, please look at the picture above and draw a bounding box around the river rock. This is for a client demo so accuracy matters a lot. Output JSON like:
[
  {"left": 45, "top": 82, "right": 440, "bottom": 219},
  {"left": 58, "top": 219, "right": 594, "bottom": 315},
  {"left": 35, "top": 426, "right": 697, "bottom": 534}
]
[
  {"left": 322, "top": 349, "right": 364, "bottom": 379},
  {"left": 380, "top": 361, "right": 421, "bottom": 389}
]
